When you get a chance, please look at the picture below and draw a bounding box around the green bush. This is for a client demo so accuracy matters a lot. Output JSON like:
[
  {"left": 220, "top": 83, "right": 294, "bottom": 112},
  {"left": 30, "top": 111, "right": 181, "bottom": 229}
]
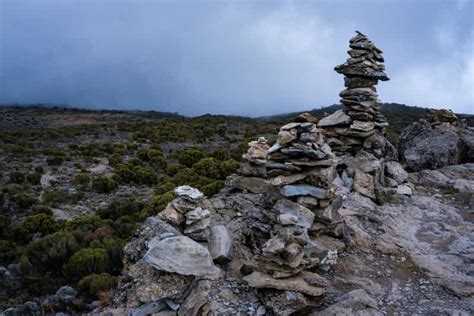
[
  {"left": 0, "top": 240, "right": 17, "bottom": 262},
  {"left": 155, "top": 181, "right": 176, "bottom": 195},
  {"left": 193, "top": 158, "right": 220, "bottom": 179},
  {"left": 92, "top": 176, "right": 118, "bottom": 193},
  {"left": 166, "top": 163, "right": 185, "bottom": 176},
  {"left": 219, "top": 159, "right": 240, "bottom": 178},
  {"left": 201, "top": 180, "right": 225, "bottom": 197},
  {"left": 78, "top": 273, "right": 117, "bottom": 296},
  {"left": 9, "top": 172, "right": 26, "bottom": 184},
  {"left": 12, "top": 192, "right": 37, "bottom": 210},
  {"left": 26, "top": 231, "right": 80, "bottom": 270},
  {"left": 148, "top": 192, "right": 174, "bottom": 214},
  {"left": 65, "top": 215, "right": 108, "bottom": 233},
  {"left": 47, "top": 156, "right": 64, "bottom": 166},
  {"left": 177, "top": 148, "right": 205, "bottom": 167},
  {"left": 31, "top": 205, "right": 53, "bottom": 216},
  {"left": 66, "top": 248, "right": 109, "bottom": 277},
  {"left": 34, "top": 166, "right": 44, "bottom": 173},
  {"left": 73, "top": 172, "right": 91, "bottom": 188},
  {"left": 97, "top": 198, "right": 143, "bottom": 221},
  {"left": 43, "top": 190, "right": 81, "bottom": 207},
  {"left": 0, "top": 214, "right": 11, "bottom": 239},
  {"left": 137, "top": 147, "right": 163, "bottom": 162},
  {"left": 22, "top": 213, "right": 59, "bottom": 235},
  {"left": 26, "top": 172, "right": 42, "bottom": 185},
  {"left": 108, "top": 154, "right": 123, "bottom": 167}
]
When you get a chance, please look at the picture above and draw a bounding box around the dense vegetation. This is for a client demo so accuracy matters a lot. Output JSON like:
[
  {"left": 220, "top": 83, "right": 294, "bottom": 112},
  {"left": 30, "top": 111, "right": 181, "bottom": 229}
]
[{"left": 0, "top": 108, "right": 277, "bottom": 311}]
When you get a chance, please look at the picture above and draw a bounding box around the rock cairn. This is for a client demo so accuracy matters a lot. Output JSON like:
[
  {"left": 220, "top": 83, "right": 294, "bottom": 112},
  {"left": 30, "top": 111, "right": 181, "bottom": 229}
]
[
  {"left": 319, "top": 31, "right": 389, "bottom": 155},
  {"left": 143, "top": 185, "right": 232, "bottom": 280},
  {"left": 228, "top": 113, "right": 341, "bottom": 295}
]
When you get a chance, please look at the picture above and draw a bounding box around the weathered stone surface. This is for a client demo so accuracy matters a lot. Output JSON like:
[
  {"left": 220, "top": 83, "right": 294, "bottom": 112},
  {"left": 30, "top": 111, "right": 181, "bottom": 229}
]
[
  {"left": 400, "top": 125, "right": 462, "bottom": 171},
  {"left": 281, "top": 184, "right": 329, "bottom": 199},
  {"left": 292, "top": 112, "right": 319, "bottom": 123},
  {"left": 277, "top": 130, "right": 297, "bottom": 146},
  {"left": 144, "top": 236, "right": 220, "bottom": 278},
  {"left": 185, "top": 207, "right": 210, "bottom": 225},
  {"left": 400, "top": 118, "right": 474, "bottom": 171},
  {"left": 243, "top": 137, "right": 269, "bottom": 161},
  {"left": 385, "top": 161, "right": 408, "bottom": 184},
  {"left": 274, "top": 199, "right": 315, "bottom": 229},
  {"left": 225, "top": 175, "right": 270, "bottom": 193},
  {"left": 353, "top": 170, "right": 375, "bottom": 199},
  {"left": 243, "top": 271, "right": 326, "bottom": 296},
  {"left": 271, "top": 173, "right": 305, "bottom": 186},
  {"left": 208, "top": 225, "right": 232, "bottom": 264},
  {"left": 159, "top": 203, "right": 184, "bottom": 225},
  {"left": 318, "top": 110, "right": 352, "bottom": 127},
  {"left": 175, "top": 186, "right": 204, "bottom": 200},
  {"left": 350, "top": 120, "right": 375, "bottom": 132}
]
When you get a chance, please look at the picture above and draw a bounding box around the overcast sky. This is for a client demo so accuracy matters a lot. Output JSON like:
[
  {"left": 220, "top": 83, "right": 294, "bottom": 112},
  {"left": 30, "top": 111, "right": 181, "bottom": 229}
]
[{"left": 1, "top": 0, "right": 473, "bottom": 116}]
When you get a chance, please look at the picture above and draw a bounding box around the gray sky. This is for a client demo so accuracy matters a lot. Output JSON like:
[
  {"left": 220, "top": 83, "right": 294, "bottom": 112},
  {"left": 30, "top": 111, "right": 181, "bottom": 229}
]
[{"left": 1, "top": 0, "right": 473, "bottom": 116}]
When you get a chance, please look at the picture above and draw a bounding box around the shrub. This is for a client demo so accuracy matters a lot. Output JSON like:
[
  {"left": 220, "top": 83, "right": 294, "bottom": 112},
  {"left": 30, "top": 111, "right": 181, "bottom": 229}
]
[
  {"left": 12, "top": 192, "right": 37, "bottom": 210},
  {"left": 219, "top": 159, "right": 240, "bottom": 178},
  {"left": 108, "top": 154, "right": 123, "bottom": 167},
  {"left": 47, "top": 156, "right": 64, "bottom": 166},
  {"left": 65, "top": 215, "right": 108, "bottom": 233},
  {"left": 31, "top": 205, "right": 53, "bottom": 216},
  {"left": 192, "top": 158, "right": 220, "bottom": 179},
  {"left": 172, "top": 168, "right": 200, "bottom": 186},
  {"left": 66, "top": 248, "right": 109, "bottom": 277},
  {"left": 26, "top": 231, "right": 80, "bottom": 270},
  {"left": 34, "top": 166, "right": 44, "bottom": 173},
  {"left": 0, "top": 214, "right": 11, "bottom": 239},
  {"left": 148, "top": 192, "right": 174, "bottom": 214},
  {"left": 89, "top": 238, "right": 125, "bottom": 272},
  {"left": 78, "top": 273, "right": 117, "bottom": 296},
  {"left": 26, "top": 172, "right": 42, "bottom": 185},
  {"left": 22, "top": 213, "right": 59, "bottom": 235},
  {"left": 201, "top": 180, "right": 225, "bottom": 197},
  {"left": 137, "top": 147, "right": 163, "bottom": 162},
  {"left": 166, "top": 163, "right": 185, "bottom": 176},
  {"left": 0, "top": 240, "right": 17, "bottom": 262},
  {"left": 177, "top": 148, "right": 205, "bottom": 167},
  {"left": 43, "top": 190, "right": 79, "bottom": 207},
  {"left": 92, "top": 176, "right": 118, "bottom": 193},
  {"left": 155, "top": 181, "right": 176, "bottom": 195},
  {"left": 134, "top": 166, "right": 158, "bottom": 185},
  {"left": 9, "top": 172, "right": 26, "bottom": 184},
  {"left": 73, "top": 172, "right": 91, "bottom": 188},
  {"left": 97, "top": 198, "right": 143, "bottom": 221}
]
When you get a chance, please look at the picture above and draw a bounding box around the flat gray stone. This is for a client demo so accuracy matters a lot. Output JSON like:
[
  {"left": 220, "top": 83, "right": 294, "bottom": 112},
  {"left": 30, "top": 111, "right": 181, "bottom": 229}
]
[
  {"left": 318, "top": 110, "right": 352, "bottom": 127},
  {"left": 144, "top": 236, "right": 220, "bottom": 279},
  {"left": 281, "top": 184, "right": 328, "bottom": 199}
]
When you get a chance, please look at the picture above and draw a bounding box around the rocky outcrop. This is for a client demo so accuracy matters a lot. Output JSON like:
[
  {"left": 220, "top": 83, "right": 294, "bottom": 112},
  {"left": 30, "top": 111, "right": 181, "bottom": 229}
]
[
  {"left": 93, "top": 32, "right": 474, "bottom": 316},
  {"left": 399, "top": 113, "right": 474, "bottom": 171}
]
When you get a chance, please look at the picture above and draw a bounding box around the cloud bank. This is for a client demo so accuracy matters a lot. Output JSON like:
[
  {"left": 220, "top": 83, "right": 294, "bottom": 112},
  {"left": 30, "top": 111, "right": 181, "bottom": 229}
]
[{"left": 1, "top": 0, "right": 472, "bottom": 115}]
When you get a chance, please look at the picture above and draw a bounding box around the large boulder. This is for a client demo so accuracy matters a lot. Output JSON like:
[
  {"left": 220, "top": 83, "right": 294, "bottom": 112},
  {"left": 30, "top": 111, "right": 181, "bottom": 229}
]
[
  {"left": 399, "top": 119, "right": 473, "bottom": 171},
  {"left": 143, "top": 236, "right": 221, "bottom": 279}
]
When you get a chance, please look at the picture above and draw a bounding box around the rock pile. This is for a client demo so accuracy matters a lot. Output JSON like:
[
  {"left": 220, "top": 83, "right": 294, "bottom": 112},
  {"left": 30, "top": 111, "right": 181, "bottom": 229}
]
[
  {"left": 399, "top": 110, "right": 474, "bottom": 171},
  {"left": 320, "top": 31, "right": 389, "bottom": 155},
  {"left": 143, "top": 185, "right": 231, "bottom": 280},
  {"left": 227, "top": 113, "right": 341, "bottom": 296}
]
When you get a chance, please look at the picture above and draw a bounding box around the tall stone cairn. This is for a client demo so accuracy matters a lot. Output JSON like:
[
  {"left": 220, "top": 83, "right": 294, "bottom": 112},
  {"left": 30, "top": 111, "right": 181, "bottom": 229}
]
[
  {"left": 227, "top": 113, "right": 340, "bottom": 294},
  {"left": 320, "top": 31, "right": 390, "bottom": 155}
]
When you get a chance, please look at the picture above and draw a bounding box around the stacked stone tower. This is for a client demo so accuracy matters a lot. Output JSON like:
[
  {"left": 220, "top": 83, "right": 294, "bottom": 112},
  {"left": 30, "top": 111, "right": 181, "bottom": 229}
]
[{"left": 319, "top": 31, "right": 390, "bottom": 155}]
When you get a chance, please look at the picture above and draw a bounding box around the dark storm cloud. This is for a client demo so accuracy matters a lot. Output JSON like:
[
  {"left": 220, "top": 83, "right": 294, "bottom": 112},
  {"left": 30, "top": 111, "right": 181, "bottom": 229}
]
[{"left": 1, "top": 0, "right": 473, "bottom": 115}]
